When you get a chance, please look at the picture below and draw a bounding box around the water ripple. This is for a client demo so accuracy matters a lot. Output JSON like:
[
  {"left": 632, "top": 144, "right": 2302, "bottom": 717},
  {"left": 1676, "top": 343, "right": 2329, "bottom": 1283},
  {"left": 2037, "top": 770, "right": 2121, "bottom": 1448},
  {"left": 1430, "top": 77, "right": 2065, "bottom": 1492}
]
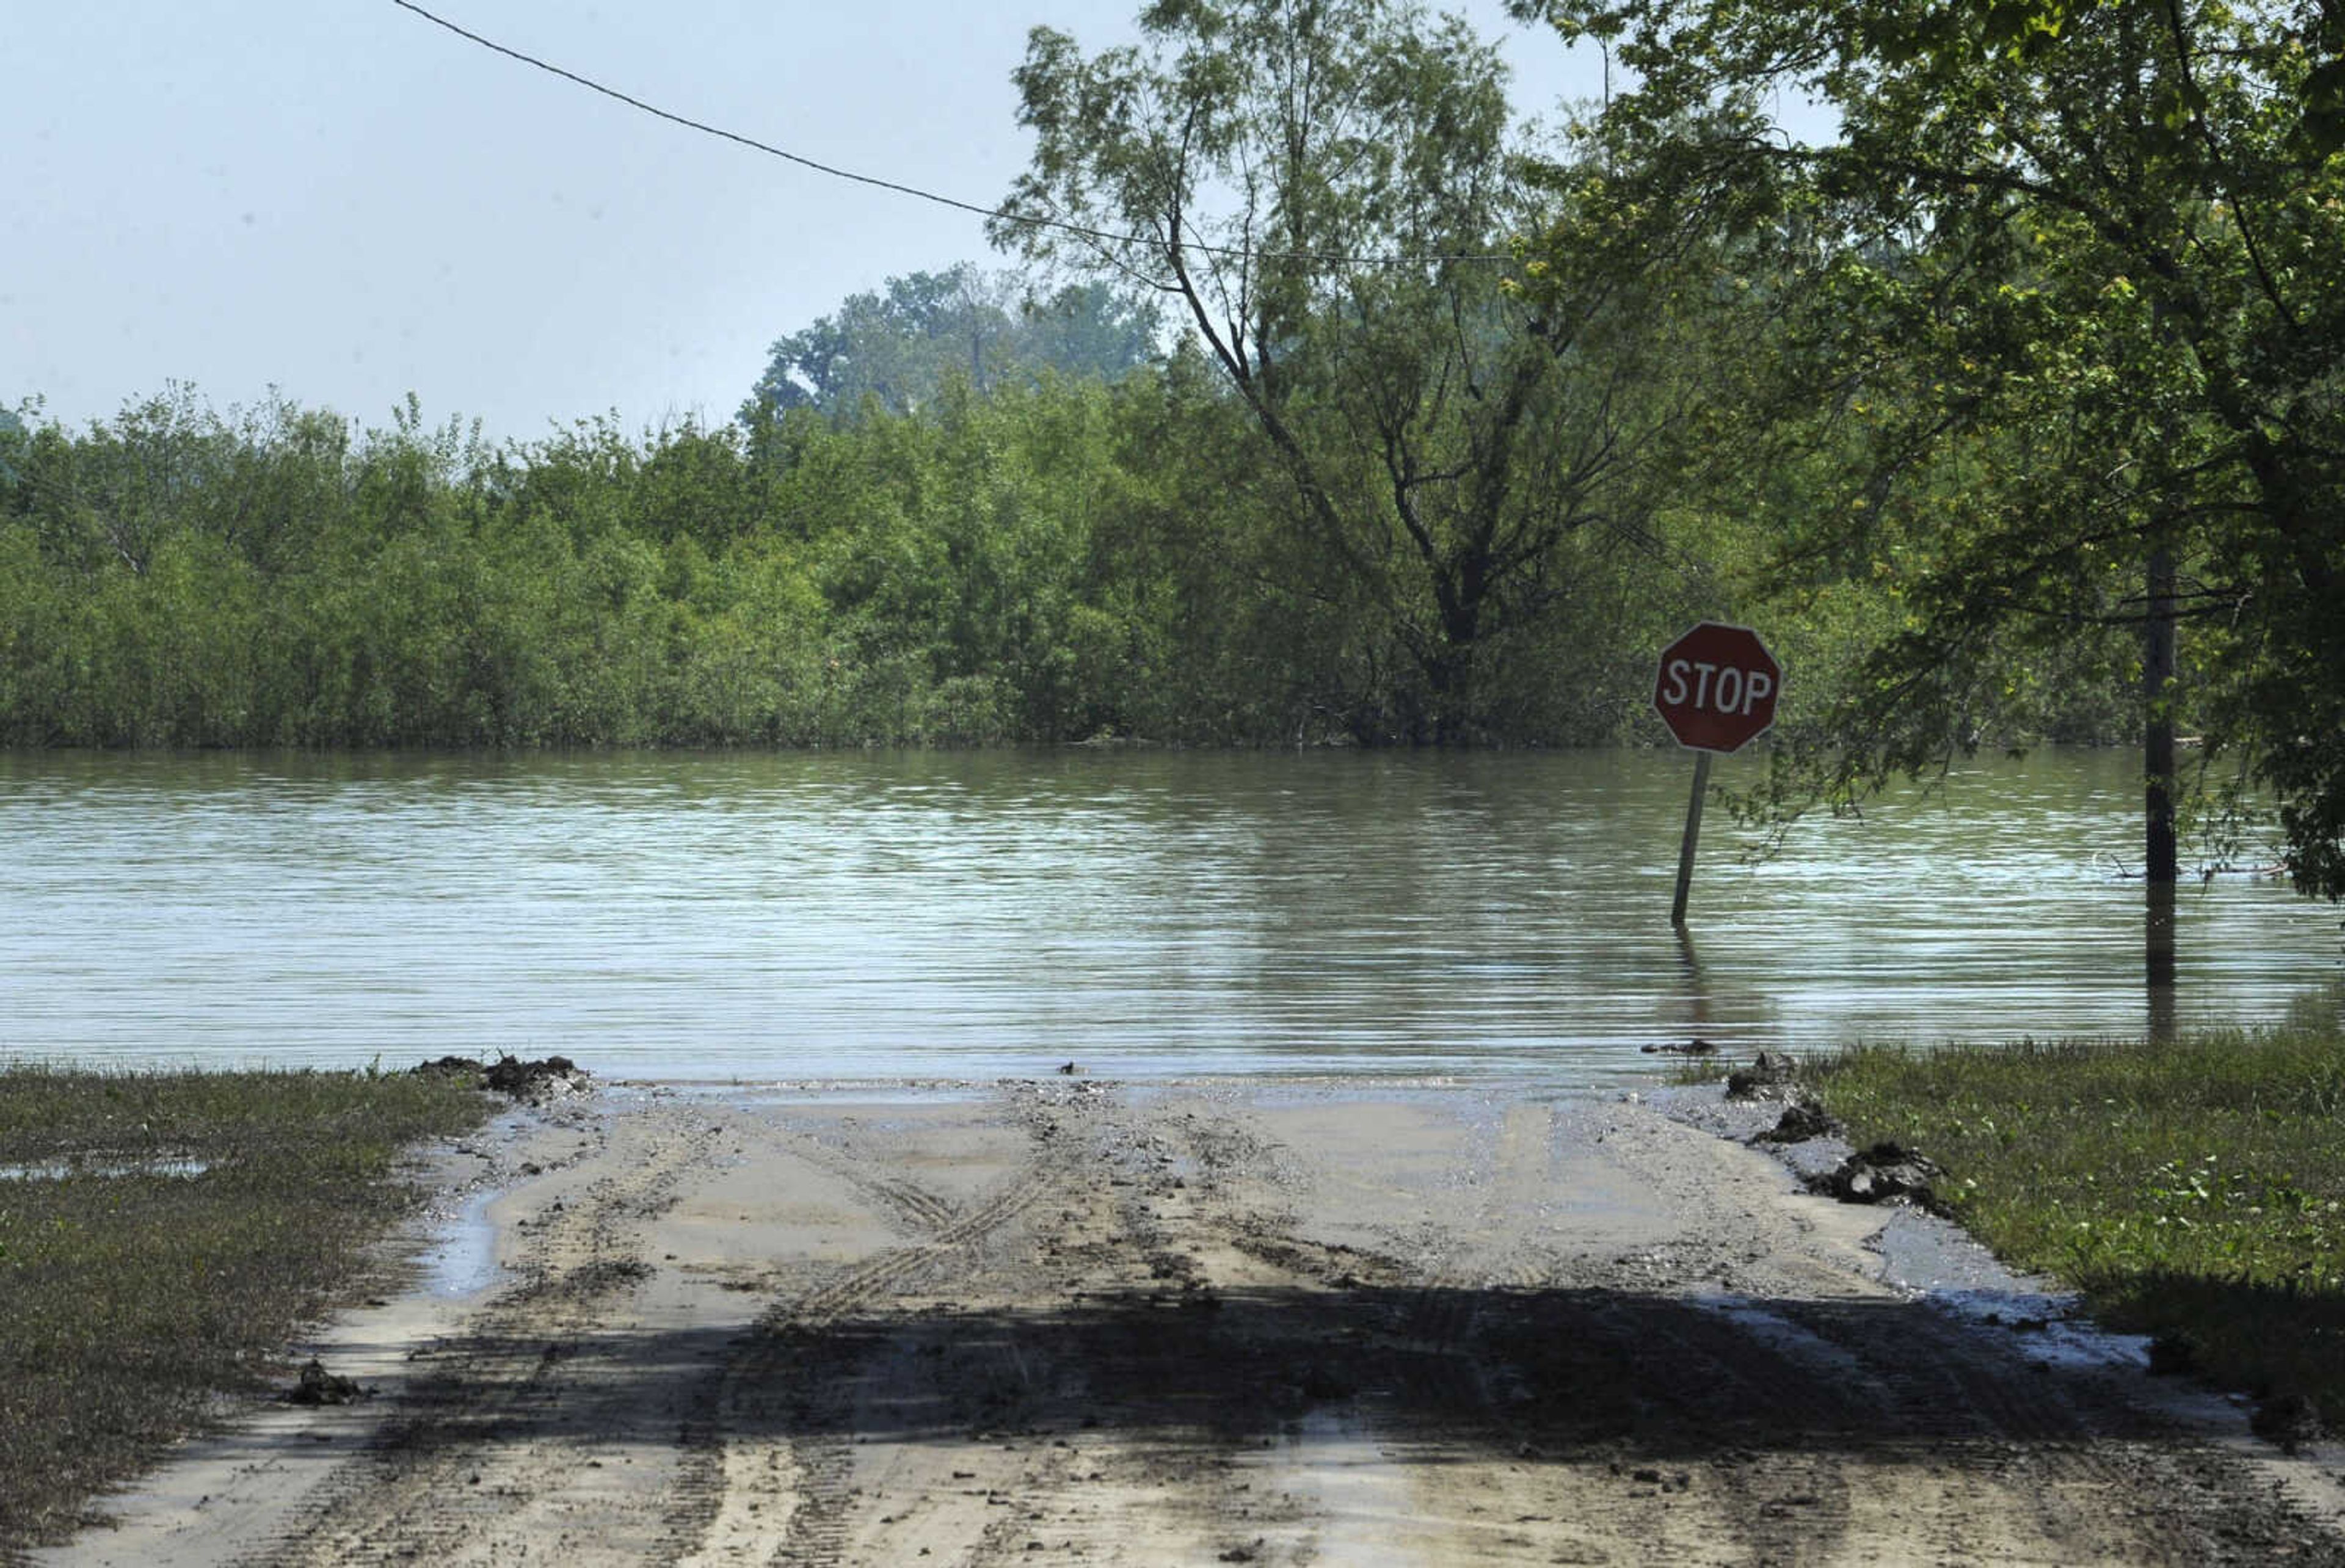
[{"left": 1, "top": 749, "right": 2336, "bottom": 1081}]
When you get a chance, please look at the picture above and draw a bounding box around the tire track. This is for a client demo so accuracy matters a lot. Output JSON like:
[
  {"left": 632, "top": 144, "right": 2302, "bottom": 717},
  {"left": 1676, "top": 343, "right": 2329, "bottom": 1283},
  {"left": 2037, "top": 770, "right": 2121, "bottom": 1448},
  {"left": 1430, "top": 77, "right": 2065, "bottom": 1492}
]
[
  {"left": 241, "top": 1110, "right": 713, "bottom": 1568},
  {"left": 668, "top": 1091, "right": 1090, "bottom": 1568},
  {"left": 766, "top": 1128, "right": 962, "bottom": 1236},
  {"left": 154, "top": 1083, "right": 2345, "bottom": 1568}
]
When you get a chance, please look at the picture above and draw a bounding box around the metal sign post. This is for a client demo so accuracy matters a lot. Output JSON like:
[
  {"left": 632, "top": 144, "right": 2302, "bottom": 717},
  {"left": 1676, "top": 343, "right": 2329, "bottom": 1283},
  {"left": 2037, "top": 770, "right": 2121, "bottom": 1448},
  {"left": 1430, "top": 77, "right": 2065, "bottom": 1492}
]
[
  {"left": 1670, "top": 750, "right": 1712, "bottom": 927},
  {"left": 1651, "top": 622, "right": 1781, "bottom": 926}
]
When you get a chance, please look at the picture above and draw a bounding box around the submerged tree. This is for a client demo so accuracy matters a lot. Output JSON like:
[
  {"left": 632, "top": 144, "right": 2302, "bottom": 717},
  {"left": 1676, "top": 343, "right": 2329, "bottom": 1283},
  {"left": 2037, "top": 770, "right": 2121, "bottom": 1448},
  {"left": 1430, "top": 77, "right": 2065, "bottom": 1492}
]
[{"left": 992, "top": 0, "right": 1716, "bottom": 741}]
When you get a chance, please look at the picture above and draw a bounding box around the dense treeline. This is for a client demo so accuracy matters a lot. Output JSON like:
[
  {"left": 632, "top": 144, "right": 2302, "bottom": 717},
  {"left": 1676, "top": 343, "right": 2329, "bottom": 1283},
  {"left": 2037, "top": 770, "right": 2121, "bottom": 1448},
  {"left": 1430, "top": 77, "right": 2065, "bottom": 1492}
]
[
  {"left": 0, "top": 367, "right": 1786, "bottom": 750},
  {"left": 23, "top": 0, "right": 2249, "bottom": 788}
]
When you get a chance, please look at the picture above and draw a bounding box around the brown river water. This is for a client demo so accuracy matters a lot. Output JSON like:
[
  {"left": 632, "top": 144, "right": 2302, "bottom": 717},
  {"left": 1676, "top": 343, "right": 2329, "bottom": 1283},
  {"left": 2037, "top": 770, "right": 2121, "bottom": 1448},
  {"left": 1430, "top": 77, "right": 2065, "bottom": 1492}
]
[{"left": 2, "top": 747, "right": 2337, "bottom": 1083}]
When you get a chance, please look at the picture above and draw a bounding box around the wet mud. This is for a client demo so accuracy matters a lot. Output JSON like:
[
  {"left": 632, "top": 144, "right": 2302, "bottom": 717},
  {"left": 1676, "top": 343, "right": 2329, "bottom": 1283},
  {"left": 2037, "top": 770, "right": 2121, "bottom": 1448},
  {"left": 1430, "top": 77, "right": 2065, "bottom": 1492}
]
[{"left": 38, "top": 1079, "right": 2345, "bottom": 1567}]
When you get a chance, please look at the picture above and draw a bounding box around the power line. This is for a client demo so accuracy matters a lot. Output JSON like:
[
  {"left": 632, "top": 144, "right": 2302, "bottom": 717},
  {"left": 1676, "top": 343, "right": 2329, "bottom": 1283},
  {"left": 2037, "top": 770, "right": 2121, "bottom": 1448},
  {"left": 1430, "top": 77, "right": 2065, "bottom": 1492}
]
[{"left": 387, "top": 0, "right": 1515, "bottom": 269}]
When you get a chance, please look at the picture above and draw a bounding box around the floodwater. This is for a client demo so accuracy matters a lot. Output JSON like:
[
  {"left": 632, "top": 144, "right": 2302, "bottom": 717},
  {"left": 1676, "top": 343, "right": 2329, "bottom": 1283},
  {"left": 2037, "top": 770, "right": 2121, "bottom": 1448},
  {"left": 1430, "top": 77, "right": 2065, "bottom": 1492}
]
[{"left": 1, "top": 748, "right": 2336, "bottom": 1083}]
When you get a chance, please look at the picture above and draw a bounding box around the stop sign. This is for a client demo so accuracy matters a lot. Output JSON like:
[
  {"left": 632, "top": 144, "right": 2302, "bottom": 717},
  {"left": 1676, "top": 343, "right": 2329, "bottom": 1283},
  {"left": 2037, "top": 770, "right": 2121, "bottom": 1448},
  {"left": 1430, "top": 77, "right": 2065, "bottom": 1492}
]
[{"left": 1653, "top": 622, "right": 1781, "bottom": 753}]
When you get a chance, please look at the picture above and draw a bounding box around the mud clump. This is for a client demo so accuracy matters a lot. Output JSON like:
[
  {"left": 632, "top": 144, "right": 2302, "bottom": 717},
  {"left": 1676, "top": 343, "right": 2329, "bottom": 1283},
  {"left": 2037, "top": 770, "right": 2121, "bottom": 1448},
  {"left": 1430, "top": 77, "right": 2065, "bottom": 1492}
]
[
  {"left": 2252, "top": 1391, "right": 2324, "bottom": 1453},
  {"left": 1754, "top": 1100, "right": 1843, "bottom": 1145},
  {"left": 485, "top": 1054, "right": 589, "bottom": 1100},
  {"left": 1809, "top": 1141, "right": 1946, "bottom": 1211},
  {"left": 283, "top": 1359, "right": 367, "bottom": 1406},
  {"left": 1725, "top": 1051, "right": 1803, "bottom": 1102},
  {"left": 1642, "top": 1038, "right": 1719, "bottom": 1057},
  {"left": 416, "top": 1054, "right": 593, "bottom": 1104}
]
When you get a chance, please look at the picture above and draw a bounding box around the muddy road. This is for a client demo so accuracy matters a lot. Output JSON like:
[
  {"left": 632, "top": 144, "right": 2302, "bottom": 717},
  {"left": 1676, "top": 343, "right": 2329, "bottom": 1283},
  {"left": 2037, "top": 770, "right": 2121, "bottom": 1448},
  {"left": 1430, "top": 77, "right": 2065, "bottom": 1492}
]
[{"left": 44, "top": 1080, "right": 2345, "bottom": 1566}]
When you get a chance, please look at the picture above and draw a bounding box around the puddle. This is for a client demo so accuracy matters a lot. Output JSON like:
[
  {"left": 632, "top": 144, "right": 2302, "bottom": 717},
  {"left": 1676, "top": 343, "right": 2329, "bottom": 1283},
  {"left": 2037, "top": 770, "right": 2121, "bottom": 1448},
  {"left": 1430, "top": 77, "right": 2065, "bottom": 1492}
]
[
  {"left": 0, "top": 1156, "right": 211, "bottom": 1180},
  {"left": 624, "top": 1078, "right": 993, "bottom": 1109},
  {"left": 417, "top": 1183, "right": 504, "bottom": 1298},
  {"left": 1258, "top": 1407, "right": 1418, "bottom": 1567},
  {"left": 1663, "top": 1090, "right": 2195, "bottom": 1400},
  {"left": 1689, "top": 1291, "right": 1876, "bottom": 1382},
  {"left": 1869, "top": 1208, "right": 2165, "bottom": 1375}
]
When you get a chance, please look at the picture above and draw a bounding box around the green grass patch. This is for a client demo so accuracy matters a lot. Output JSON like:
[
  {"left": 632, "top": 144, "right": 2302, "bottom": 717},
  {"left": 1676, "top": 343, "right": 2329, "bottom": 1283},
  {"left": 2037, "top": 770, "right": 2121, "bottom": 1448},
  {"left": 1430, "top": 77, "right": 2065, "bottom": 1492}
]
[
  {"left": 0, "top": 1065, "right": 492, "bottom": 1553},
  {"left": 1810, "top": 1028, "right": 2345, "bottom": 1413}
]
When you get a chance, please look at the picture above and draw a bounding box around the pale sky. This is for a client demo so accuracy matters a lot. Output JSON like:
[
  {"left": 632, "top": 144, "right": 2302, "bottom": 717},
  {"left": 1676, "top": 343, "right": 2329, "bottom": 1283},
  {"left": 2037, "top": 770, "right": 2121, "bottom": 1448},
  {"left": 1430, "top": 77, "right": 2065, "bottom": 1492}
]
[{"left": 4, "top": 1, "right": 1615, "bottom": 445}]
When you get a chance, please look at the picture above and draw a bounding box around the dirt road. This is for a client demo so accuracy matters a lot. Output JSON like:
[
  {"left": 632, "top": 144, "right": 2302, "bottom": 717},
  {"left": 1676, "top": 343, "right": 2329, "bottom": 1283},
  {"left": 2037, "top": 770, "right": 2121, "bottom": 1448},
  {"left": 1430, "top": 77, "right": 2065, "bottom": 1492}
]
[{"left": 41, "top": 1078, "right": 2345, "bottom": 1566}]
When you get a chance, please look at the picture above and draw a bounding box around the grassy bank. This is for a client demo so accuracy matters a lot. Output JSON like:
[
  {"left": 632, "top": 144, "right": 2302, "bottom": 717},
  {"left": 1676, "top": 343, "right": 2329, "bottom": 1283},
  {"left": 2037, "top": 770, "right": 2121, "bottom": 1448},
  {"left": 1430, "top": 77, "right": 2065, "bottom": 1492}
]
[
  {"left": 1810, "top": 1026, "right": 2345, "bottom": 1418},
  {"left": 0, "top": 1065, "right": 491, "bottom": 1553}
]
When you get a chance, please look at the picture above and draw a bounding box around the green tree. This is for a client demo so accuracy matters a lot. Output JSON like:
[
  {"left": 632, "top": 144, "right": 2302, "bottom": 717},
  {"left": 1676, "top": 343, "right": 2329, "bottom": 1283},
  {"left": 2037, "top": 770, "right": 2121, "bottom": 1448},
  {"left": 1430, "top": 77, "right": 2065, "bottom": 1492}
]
[
  {"left": 0, "top": 402, "right": 29, "bottom": 492},
  {"left": 1515, "top": 0, "right": 2345, "bottom": 896},
  {"left": 994, "top": 0, "right": 1715, "bottom": 741},
  {"left": 741, "top": 264, "right": 1165, "bottom": 420}
]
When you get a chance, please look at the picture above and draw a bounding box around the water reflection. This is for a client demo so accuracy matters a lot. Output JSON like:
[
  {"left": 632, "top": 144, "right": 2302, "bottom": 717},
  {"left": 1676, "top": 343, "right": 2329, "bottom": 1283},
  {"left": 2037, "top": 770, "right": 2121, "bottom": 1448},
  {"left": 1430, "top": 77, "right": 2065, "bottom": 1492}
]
[
  {"left": 0, "top": 748, "right": 2335, "bottom": 1083},
  {"left": 2147, "top": 879, "right": 2180, "bottom": 1045},
  {"left": 1673, "top": 927, "right": 1711, "bottom": 1038}
]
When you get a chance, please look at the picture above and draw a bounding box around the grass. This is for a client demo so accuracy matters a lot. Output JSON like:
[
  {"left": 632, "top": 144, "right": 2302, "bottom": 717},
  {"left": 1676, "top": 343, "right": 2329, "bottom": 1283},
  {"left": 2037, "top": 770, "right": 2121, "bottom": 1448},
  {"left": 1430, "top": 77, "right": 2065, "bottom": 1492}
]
[
  {"left": 1808, "top": 1026, "right": 2345, "bottom": 1417},
  {"left": 0, "top": 1065, "right": 492, "bottom": 1553}
]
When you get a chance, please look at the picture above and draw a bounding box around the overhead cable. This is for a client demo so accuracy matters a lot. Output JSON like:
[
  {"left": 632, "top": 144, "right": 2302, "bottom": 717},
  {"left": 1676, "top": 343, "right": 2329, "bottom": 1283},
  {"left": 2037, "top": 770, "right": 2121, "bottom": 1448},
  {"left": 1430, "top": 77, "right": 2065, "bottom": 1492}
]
[{"left": 387, "top": 0, "right": 1515, "bottom": 269}]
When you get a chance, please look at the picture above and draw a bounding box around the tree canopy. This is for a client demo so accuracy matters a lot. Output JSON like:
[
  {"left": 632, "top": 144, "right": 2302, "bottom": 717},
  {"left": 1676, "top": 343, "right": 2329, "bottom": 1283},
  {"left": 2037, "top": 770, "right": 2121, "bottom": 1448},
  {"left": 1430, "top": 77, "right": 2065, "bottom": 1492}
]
[
  {"left": 990, "top": 0, "right": 1739, "bottom": 741},
  {"left": 1513, "top": 0, "right": 2345, "bottom": 895},
  {"left": 741, "top": 264, "right": 1165, "bottom": 419}
]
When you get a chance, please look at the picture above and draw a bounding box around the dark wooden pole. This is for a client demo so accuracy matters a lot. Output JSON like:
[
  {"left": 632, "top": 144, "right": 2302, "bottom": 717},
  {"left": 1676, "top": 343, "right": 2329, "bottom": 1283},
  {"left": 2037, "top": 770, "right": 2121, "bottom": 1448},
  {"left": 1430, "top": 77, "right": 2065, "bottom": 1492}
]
[{"left": 2145, "top": 542, "right": 2179, "bottom": 1001}]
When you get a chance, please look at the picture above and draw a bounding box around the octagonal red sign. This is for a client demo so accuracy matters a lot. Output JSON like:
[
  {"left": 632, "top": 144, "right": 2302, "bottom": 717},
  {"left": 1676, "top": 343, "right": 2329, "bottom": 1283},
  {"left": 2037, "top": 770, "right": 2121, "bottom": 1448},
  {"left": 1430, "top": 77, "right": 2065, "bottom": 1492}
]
[{"left": 1653, "top": 622, "right": 1781, "bottom": 753}]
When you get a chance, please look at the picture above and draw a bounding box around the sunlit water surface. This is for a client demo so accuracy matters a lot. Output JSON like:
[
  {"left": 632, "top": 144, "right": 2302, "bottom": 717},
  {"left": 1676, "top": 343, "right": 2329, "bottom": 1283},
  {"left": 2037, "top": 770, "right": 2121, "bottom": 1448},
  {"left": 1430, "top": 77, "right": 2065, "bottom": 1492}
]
[{"left": 2, "top": 749, "right": 2337, "bottom": 1084}]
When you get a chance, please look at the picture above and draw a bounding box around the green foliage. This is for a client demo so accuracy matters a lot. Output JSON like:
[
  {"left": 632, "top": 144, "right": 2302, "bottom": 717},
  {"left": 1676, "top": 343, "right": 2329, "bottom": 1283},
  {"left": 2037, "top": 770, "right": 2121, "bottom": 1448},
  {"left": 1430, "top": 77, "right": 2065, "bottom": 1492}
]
[
  {"left": 1814, "top": 1026, "right": 2345, "bottom": 1411},
  {"left": 993, "top": 0, "right": 1726, "bottom": 742},
  {"left": 0, "top": 401, "right": 30, "bottom": 491},
  {"left": 741, "top": 263, "right": 1165, "bottom": 421},
  {"left": 33, "top": 0, "right": 2275, "bottom": 763},
  {"left": 0, "top": 350, "right": 1711, "bottom": 749},
  {"left": 1513, "top": 0, "right": 2345, "bottom": 893}
]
